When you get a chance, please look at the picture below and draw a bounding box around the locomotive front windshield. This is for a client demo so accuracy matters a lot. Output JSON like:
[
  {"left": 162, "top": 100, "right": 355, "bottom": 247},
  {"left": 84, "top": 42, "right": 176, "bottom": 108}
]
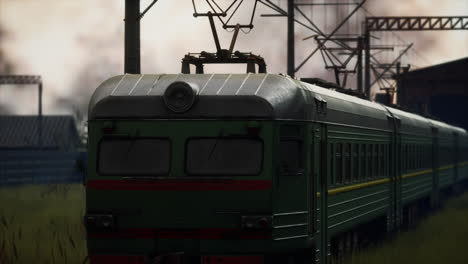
[
  {"left": 186, "top": 138, "right": 263, "bottom": 176},
  {"left": 98, "top": 138, "right": 170, "bottom": 175}
]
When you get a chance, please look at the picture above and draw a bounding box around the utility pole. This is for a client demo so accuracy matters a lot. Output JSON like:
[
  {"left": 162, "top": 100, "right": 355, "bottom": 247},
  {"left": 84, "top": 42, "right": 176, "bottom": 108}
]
[
  {"left": 287, "top": 0, "right": 295, "bottom": 77},
  {"left": 364, "top": 29, "right": 371, "bottom": 99},
  {"left": 125, "top": 0, "right": 141, "bottom": 74},
  {"left": 356, "top": 36, "right": 363, "bottom": 93}
]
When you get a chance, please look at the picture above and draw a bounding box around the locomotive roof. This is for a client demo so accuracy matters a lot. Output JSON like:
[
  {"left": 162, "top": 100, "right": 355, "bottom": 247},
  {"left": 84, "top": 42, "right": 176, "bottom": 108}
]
[{"left": 89, "top": 73, "right": 465, "bottom": 135}]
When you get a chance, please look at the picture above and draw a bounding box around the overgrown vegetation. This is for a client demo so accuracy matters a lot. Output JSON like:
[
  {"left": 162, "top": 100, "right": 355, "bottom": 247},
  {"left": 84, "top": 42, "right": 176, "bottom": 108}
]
[
  {"left": 1, "top": 184, "right": 468, "bottom": 264},
  {"left": 0, "top": 184, "right": 86, "bottom": 264},
  {"left": 343, "top": 192, "right": 468, "bottom": 264}
]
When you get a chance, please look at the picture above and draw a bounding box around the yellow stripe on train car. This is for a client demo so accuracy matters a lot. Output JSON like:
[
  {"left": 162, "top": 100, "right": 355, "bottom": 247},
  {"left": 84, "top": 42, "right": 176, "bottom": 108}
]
[{"left": 322, "top": 163, "right": 463, "bottom": 196}]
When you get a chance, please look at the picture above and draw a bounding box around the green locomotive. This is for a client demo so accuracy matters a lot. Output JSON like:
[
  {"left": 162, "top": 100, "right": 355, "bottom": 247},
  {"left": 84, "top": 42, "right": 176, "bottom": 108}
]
[{"left": 85, "top": 73, "right": 468, "bottom": 264}]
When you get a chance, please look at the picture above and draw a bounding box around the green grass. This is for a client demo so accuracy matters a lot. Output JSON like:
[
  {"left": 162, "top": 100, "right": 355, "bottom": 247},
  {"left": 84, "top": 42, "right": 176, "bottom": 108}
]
[
  {"left": 0, "top": 184, "right": 86, "bottom": 264},
  {"left": 343, "top": 192, "right": 468, "bottom": 264},
  {"left": 1, "top": 184, "right": 468, "bottom": 264}
]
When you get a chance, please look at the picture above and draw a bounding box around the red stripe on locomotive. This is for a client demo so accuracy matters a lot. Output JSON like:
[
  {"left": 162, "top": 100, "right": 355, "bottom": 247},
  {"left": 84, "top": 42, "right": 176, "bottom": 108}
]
[{"left": 86, "top": 179, "right": 272, "bottom": 191}]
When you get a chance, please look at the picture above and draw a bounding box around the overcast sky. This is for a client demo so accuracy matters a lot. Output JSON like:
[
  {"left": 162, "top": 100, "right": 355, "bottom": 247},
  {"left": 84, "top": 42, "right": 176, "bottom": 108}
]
[{"left": 0, "top": 0, "right": 467, "bottom": 117}]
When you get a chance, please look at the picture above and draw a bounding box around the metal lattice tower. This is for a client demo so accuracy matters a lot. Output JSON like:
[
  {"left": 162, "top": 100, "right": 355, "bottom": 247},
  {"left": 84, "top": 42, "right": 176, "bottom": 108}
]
[{"left": 0, "top": 75, "right": 43, "bottom": 116}]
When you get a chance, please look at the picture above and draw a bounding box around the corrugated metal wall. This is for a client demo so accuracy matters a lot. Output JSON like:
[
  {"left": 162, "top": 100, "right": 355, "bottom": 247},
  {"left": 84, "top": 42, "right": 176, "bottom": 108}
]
[
  {"left": 0, "top": 115, "right": 85, "bottom": 185},
  {"left": 0, "top": 150, "right": 85, "bottom": 185}
]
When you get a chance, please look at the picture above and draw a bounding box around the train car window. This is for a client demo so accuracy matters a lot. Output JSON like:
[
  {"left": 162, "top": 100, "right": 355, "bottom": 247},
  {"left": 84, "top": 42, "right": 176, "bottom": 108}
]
[
  {"left": 400, "top": 144, "right": 404, "bottom": 173},
  {"left": 406, "top": 144, "right": 413, "bottom": 171},
  {"left": 446, "top": 146, "right": 452, "bottom": 164},
  {"left": 374, "top": 144, "right": 379, "bottom": 178},
  {"left": 382, "top": 145, "right": 385, "bottom": 177},
  {"left": 442, "top": 146, "right": 444, "bottom": 165},
  {"left": 186, "top": 138, "right": 263, "bottom": 175},
  {"left": 375, "top": 144, "right": 379, "bottom": 177},
  {"left": 423, "top": 145, "right": 426, "bottom": 168},
  {"left": 384, "top": 144, "right": 388, "bottom": 176},
  {"left": 447, "top": 146, "right": 450, "bottom": 165},
  {"left": 415, "top": 144, "right": 418, "bottom": 169},
  {"left": 336, "top": 143, "right": 343, "bottom": 184},
  {"left": 416, "top": 144, "right": 419, "bottom": 169},
  {"left": 361, "top": 144, "right": 366, "bottom": 180},
  {"left": 442, "top": 146, "right": 445, "bottom": 165},
  {"left": 98, "top": 138, "right": 170, "bottom": 176},
  {"left": 379, "top": 145, "right": 384, "bottom": 177},
  {"left": 422, "top": 145, "right": 425, "bottom": 168},
  {"left": 415, "top": 144, "right": 421, "bottom": 169},
  {"left": 403, "top": 144, "right": 407, "bottom": 173},
  {"left": 427, "top": 145, "right": 431, "bottom": 168},
  {"left": 429, "top": 145, "right": 432, "bottom": 167},
  {"left": 344, "top": 143, "right": 351, "bottom": 183},
  {"left": 417, "top": 144, "right": 421, "bottom": 169},
  {"left": 421, "top": 145, "right": 423, "bottom": 169},
  {"left": 279, "top": 139, "right": 303, "bottom": 174},
  {"left": 414, "top": 144, "right": 417, "bottom": 170},
  {"left": 330, "top": 143, "right": 335, "bottom": 186},
  {"left": 442, "top": 147, "right": 448, "bottom": 165},
  {"left": 408, "top": 144, "right": 411, "bottom": 171},
  {"left": 385, "top": 144, "right": 389, "bottom": 177},
  {"left": 440, "top": 146, "right": 444, "bottom": 166},
  {"left": 353, "top": 144, "right": 358, "bottom": 182},
  {"left": 447, "top": 146, "right": 449, "bottom": 165},
  {"left": 415, "top": 145, "right": 418, "bottom": 169},
  {"left": 416, "top": 145, "right": 419, "bottom": 169},
  {"left": 368, "top": 144, "right": 374, "bottom": 178},
  {"left": 406, "top": 144, "right": 410, "bottom": 171},
  {"left": 444, "top": 146, "right": 447, "bottom": 165},
  {"left": 408, "top": 144, "right": 412, "bottom": 170},
  {"left": 448, "top": 146, "right": 451, "bottom": 164},
  {"left": 440, "top": 146, "right": 443, "bottom": 166},
  {"left": 417, "top": 144, "right": 420, "bottom": 169},
  {"left": 376, "top": 144, "right": 379, "bottom": 177},
  {"left": 421, "top": 145, "right": 424, "bottom": 169}
]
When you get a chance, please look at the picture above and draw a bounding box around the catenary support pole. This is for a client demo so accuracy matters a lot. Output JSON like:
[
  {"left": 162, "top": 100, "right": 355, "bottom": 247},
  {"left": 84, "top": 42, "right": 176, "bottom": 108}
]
[
  {"left": 125, "top": 0, "right": 141, "bottom": 74},
  {"left": 357, "top": 36, "right": 363, "bottom": 94},
  {"left": 364, "top": 29, "right": 370, "bottom": 99},
  {"left": 287, "top": 0, "right": 295, "bottom": 77}
]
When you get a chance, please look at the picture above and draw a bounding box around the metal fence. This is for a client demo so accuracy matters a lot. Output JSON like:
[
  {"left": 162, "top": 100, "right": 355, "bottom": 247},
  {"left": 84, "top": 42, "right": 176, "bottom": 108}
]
[{"left": 0, "top": 150, "right": 85, "bottom": 186}]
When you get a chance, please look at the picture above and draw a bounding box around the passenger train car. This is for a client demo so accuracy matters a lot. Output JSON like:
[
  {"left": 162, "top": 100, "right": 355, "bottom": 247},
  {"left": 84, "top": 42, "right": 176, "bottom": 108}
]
[{"left": 85, "top": 73, "right": 468, "bottom": 264}]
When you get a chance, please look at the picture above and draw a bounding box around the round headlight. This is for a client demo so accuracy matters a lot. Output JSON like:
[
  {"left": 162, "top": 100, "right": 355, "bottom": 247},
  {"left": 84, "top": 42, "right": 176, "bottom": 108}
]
[{"left": 163, "top": 81, "right": 198, "bottom": 113}]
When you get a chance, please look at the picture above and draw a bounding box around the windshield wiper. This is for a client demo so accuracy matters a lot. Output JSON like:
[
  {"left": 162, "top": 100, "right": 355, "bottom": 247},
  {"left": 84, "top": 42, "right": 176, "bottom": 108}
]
[
  {"left": 123, "top": 130, "right": 140, "bottom": 161},
  {"left": 208, "top": 129, "right": 224, "bottom": 160}
]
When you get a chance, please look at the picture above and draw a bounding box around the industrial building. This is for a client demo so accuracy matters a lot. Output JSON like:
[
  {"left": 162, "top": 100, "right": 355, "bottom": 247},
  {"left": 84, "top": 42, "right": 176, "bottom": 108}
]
[
  {"left": 397, "top": 57, "right": 468, "bottom": 130},
  {"left": 0, "top": 115, "right": 84, "bottom": 185}
]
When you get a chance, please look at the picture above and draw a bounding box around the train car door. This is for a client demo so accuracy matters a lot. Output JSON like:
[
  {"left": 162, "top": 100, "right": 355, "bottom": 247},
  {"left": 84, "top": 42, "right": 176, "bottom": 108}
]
[
  {"left": 274, "top": 124, "right": 309, "bottom": 243},
  {"left": 384, "top": 111, "right": 402, "bottom": 231},
  {"left": 309, "top": 126, "right": 317, "bottom": 238},
  {"left": 310, "top": 122, "right": 328, "bottom": 264}
]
